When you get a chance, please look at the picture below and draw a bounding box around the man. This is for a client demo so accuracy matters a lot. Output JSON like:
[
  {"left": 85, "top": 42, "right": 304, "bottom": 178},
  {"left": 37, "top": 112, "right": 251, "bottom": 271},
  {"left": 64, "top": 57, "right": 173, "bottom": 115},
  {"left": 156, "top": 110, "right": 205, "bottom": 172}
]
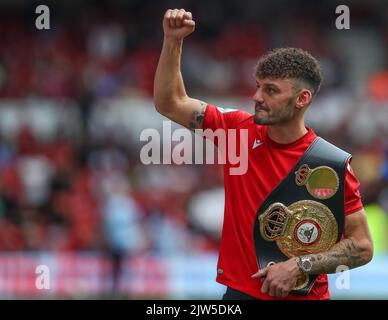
[{"left": 153, "top": 8, "right": 373, "bottom": 300}]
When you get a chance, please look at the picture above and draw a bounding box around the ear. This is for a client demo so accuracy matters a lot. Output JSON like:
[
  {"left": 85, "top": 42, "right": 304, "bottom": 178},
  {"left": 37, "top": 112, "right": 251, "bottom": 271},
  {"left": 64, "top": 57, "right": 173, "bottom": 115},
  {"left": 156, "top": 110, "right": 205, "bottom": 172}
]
[{"left": 296, "top": 89, "right": 313, "bottom": 109}]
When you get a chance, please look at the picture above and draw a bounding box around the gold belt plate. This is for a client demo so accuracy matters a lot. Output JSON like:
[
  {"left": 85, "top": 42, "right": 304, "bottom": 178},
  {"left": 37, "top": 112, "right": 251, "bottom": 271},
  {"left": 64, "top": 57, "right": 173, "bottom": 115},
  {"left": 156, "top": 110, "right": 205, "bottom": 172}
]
[{"left": 259, "top": 200, "right": 338, "bottom": 258}]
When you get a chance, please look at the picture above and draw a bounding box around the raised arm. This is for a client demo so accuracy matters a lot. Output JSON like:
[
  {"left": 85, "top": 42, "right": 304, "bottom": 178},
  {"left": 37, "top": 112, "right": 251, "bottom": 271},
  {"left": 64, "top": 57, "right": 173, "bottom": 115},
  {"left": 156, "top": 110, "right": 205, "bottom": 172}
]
[{"left": 154, "top": 8, "right": 207, "bottom": 130}]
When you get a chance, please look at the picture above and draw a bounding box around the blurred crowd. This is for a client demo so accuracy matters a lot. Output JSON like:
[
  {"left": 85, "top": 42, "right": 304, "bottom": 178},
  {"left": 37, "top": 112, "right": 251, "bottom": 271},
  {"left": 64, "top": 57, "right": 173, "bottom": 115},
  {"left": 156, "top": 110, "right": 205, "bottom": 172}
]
[{"left": 0, "top": 0, "right": 388, "bottom": 262}]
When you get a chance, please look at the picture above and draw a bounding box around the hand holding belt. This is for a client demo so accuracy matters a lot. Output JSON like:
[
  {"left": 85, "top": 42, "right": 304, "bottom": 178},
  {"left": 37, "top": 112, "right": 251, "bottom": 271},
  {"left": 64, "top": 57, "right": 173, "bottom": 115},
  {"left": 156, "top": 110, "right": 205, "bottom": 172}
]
[{"left": 259, "top": 199, "right": 338, "bottom": 290}]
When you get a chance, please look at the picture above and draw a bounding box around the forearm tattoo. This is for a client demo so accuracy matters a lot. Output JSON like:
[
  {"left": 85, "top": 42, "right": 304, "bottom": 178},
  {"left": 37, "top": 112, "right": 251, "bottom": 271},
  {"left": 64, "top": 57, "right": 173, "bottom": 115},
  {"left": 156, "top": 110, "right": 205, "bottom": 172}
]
[
  {"left": 189, "top": 102, "right": 207, "bottom": 130},
  {"left": 304, "top": 238, "right": 365, "bottom": 275}
]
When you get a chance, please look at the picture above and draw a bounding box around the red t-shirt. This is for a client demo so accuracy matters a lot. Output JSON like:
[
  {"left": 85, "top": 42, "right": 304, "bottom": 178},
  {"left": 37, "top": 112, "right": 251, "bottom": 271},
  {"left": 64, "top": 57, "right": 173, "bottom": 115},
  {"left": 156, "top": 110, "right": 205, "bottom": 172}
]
[{"left": 202, "top": 104, "right": 363, "bottom": 300}]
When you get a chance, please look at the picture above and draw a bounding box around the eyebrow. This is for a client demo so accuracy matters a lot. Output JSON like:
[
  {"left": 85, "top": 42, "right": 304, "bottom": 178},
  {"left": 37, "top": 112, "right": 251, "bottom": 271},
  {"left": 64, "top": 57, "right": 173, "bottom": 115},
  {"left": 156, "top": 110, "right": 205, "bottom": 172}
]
[
  {"left": 256, "top": 80, "right": 280, "bottom": 87},
  {"left": 256, "top": 82, "right": 281, "bottom": 90}
]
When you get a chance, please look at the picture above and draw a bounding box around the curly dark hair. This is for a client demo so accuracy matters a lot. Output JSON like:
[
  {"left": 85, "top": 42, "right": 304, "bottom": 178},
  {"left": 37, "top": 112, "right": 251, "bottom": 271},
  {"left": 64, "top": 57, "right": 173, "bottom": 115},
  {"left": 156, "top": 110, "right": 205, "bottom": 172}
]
[{"left": 256, "top": 47, "right": 323, "bottom": 95}]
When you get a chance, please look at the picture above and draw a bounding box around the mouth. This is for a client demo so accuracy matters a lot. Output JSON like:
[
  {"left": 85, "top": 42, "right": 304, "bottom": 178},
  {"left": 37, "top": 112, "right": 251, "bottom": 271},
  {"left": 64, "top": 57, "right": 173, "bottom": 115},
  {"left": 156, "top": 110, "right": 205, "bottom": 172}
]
[
  {"left": 255, "top": 103, "right": 268, "bottom": 113},
  {"left": 255, "top": 106, "right": 269, "bottom": 114}
]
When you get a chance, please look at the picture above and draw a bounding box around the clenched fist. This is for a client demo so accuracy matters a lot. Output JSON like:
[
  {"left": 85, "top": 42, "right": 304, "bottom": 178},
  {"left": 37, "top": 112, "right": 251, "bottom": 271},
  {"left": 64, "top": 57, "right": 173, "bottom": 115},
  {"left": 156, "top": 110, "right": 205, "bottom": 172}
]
[{"left": 163, "top": 8, "right": 195, "bottom": 39}]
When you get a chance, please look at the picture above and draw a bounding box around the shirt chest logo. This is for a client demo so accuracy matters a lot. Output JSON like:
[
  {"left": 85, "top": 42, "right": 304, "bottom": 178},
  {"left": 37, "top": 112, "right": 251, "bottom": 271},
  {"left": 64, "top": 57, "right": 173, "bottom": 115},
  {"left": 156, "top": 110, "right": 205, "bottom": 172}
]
[{"left": 252, "top": 138, "right": 262, "bottom": 150}]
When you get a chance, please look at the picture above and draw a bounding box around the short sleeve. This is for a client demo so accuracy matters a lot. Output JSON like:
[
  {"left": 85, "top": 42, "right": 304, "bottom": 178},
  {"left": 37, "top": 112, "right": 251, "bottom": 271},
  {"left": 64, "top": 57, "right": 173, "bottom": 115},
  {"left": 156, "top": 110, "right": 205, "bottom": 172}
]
[
  {"left": 202, "top": 104, "right": 251, "bottom": 131},
  {"left": 344, "top": 161, "right": 364, "bottom": 215}
]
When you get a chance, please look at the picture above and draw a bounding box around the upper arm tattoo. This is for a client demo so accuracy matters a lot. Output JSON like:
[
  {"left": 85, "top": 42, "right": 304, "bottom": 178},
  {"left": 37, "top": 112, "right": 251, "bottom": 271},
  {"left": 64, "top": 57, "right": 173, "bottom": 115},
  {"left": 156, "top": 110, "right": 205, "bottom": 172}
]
[{"left": 189, "top": 102, "right": 207, "bottom": 130}]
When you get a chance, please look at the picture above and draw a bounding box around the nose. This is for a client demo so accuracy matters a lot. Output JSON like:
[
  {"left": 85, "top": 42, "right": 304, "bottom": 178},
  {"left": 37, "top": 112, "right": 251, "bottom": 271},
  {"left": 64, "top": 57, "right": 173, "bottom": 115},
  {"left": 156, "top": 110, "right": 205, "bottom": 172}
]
[{"left": 252, "top": 88, "right": 264, "bottom": 104}]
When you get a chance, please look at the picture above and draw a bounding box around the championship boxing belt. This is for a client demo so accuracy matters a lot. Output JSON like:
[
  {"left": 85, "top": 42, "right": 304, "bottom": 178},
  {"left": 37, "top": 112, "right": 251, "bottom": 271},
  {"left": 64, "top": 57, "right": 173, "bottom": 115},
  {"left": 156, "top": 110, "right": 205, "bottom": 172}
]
[{"left": 253, "top": 137, "right": 351, "bottom": 296}]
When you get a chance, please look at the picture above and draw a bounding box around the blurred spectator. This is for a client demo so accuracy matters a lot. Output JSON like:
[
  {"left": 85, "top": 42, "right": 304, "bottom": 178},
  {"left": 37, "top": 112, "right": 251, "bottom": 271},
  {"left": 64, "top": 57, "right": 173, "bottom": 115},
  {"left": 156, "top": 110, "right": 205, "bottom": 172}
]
[
  {"left": 100, "top": 176, "right": 147, "bottom": 295},
  {"left": 87, "top": 23, "right": 126, "bottom": 61},
  {"left": 188, "top": 187, "right": 224, "bottom": 241},
  {"left": 367, "top": 71, "right": 388, "bottom": 102}
]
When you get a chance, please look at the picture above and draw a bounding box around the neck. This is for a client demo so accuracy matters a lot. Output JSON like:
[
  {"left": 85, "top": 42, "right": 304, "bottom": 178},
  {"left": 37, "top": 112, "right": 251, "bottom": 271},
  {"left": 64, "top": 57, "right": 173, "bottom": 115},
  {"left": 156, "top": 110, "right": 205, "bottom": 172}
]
[{"left": 267, "top": 119, "right": 308, "bottom": 144}]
